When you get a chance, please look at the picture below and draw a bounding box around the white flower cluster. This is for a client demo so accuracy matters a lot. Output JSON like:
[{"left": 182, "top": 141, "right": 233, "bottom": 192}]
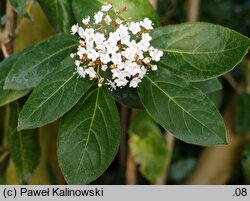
[{"left": 70, "top": 3, "right": 163, "bottom": 91}]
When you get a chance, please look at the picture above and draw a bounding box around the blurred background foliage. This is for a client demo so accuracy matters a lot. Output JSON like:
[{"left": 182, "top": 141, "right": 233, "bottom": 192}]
[{"left": 0, "top": 0, "right": 250, "bottom": 185}]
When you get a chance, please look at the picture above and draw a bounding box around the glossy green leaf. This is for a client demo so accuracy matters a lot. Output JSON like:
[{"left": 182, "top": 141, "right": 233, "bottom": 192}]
[
  {"left": 58, "top": 87, "right": 120, "bottom": 184},
  {"left": 72, "top": 0, "right": 160, "bottom": 26},
  {"left": 37, "top": 0, "right": 75, "bottom": 33},
  {"left": 7, "top": 101, "right": 40, "bottom": 184},
  {"left": 235, "top": 93, "right": 250, "bottom": 136},
  {"left": 18, "top": 58, "right": 93, "bottom": 130},
  {"left": 0, "top": 50, "right": 32, "bottom": 106},
  {"left": 4, "top": 34, "right": 78, "bottom": 90},
  {"left": 129, "top": 111, "right": 168, "bottom": 184},
  {"left": 9, "top": 0, "right": 32, "bottom": 17},
  {"left": 111, "top": 86, "right": 143, "bottom": 109},
  {"left": 151, "top": 22, "right": 250, "bottom": 81},
  {"left": 192, "top": 78, "right": 222, "bottom": 94},
  {"left": 241, "top": 143, "right": 250, "bottom": 184},
  {"left": 138, "top": 67, "right": 227, "bottom": 145},
  {"left": 207, "top": 90, "right": 222, "bottom": 108}
]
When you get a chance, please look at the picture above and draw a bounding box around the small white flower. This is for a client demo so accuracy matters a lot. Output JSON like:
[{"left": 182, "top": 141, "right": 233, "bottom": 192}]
[
  {"left": 149, "top": 48, "right": 164, "bottom": 61},
  {"left": 94, "top": 11, "right": 103, "bottom": 24},
  {"left": 138, "top": 66, "right": 147, "bottom": 79},
  {"left": 70, "top": 53, "right": 75, "bottom": 58},
  {"left": 87, "top": 49, "right": 99, "bottom": 61},
  {"left": 105, "top": 79, "right": 116, "bottom": 91},
  {"left": 82, "top": 16, "right": 90, "bottom": 25},
  {"left": 121, "top": 48, "right": 136, "bottom": 61},
  {"left": 111, "top": 53, "right": 122, "bottom": 65},
  {"left": 143, "top": 57, "right": 151, "bottom": 64},
  {"left": 85, "top": 67, "right": 96, "bottom": 79},
  {"left": 138, "top": 40, "right": 150, "bottom": 52},
  {"left": 140, "top": 18, "right": 153, "bottom": 30},
  {"left": 129, "top": 77, "right": 141, "bottom": 88},
  {"left": 101, "top": 65, "right": 108, "bottom": 71},
  {"left": 101, "top": 4, "right": 112, "bottom": 12},
  {"left": 141, "top": 33, "right": 152, "bottom": 42},
  {"left": 116, "top": 18, "right": 123, "bottom": 25},
  {"left": 109, "top": 32, "right": 120, "bottom": 42},
  {"left": 76, "top": 66, "right": 86, "bottom": 78},
  {"left": 84, "top": 28, "right": 95, "bottom": 38},
  {"left": 105, "top": 40, "right": 119, "bottom": 54},
  {"left": 78, "top": 27, "right": 85, "bottom": 38},
  {"left": 94, "top": 32, "right": 105, "bottom": 43},
  {"left": 100, "top": 53, "right": 111, "bottom": 64},
  {"left": 104, "top": 15, "right": 112, "bottom": 25},
  {"left": 114, "top": 77, "right": 129, "bottom": 87},
  {"left": 71, "top": 24, "right": 79, "bottom": 34},
  {"left": 128, "top": 22, "right": 141, "bottom": 34},
  {"left": 151, "top": 65, "right": 158, "bottom": 71},
  {"left": 75, "top": 60, "right": 81, "bottom": 66}
]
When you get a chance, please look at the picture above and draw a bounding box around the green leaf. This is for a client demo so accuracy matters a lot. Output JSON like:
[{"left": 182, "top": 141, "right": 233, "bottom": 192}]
[
  {"left": 169, "top": 158, "right": 196, "bottom": 183},
  {"left": 58, "top": 87, "right": 120, "bottom": 184},
  {"left": 235, "top": 93, "right": 250, "bottom": 136},
  {"left": 138, "top": 67, "right": 227, "bottom": 145},
  {"left": 129, "top": 111, "right": 168, "bottom": 184},
  {"left": 18, "top": 58, "right": 93, "bottom": 130},
  {"left": 111, "top": 86, "right": 143, "bottom": 109},
  {"left": 151, "top": 22, "right": 250, "bottom": 81},
  {"left": 192, "top": 78, "right": 222, "bottom": 94},
  {"left": 7, "top": 101, "right": 40, "bottom": 184},
  {"left": 0, "top": 50, "right": 32, "bottom": 107},
  {"left": 4, "top": 34, "right": 78, "bottom": 90},
  {"left": 72, "top": 0, "right": 160, "bottom": 26},
  {"left": 241, "top": 143, "right": 250, "bottom": 184},
  {"left": 207, "top": 90, "right": 222, "bottom": 108},
  {"left": 9, "top": 0, "right": 33, "bottom": 17},
  {"left": 37, "top": 0, "right": 75, "bottom": 33}
]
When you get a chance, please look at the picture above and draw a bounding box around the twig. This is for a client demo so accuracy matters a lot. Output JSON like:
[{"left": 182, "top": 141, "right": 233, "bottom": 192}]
[
  {"left": 149, "top": 0, "right": 158, "bottom": 9},
  {"left": 156, "top": 131, "right": 175, "bottom": 184},
  {"left": 1, "top": 42, "right": 9, "bottom": 58},
  {"left": 0, "top": 149, "right": 9, "bottom": 163},
  {"left": 223, "top": 73, "right": 242, "bottom": 93},
  {"left": 126, "top": 109, "right": 138, "bottom": 184},
  {"left": 187, "top": 0, "right": 200, "bottom": 22},
  {"left": 0, "top": 2, "right": 15, "bottom": 57}
]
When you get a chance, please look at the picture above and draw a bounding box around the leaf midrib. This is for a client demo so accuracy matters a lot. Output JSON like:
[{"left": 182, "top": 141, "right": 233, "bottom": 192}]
[{"left": 74, "top": 88, "right": 100, "bottom": 182}]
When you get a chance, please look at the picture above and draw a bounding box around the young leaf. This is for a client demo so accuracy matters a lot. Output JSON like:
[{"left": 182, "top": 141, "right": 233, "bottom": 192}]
[
  {"left": 18, "top": 58, "right": 93, "bottom": 130},
  {"left": 129, "top": 111, "right": 168, "bottom": 184},
  {"left": 7, "top": 101, "right": 40, "bottom": 184},
  {"left": 4, "top": 34, "right": 78, "bottom": 90},
  {"left": 37, "top": 0, "right": 75, "bottom": 33},
  {"left": 58, "top": 87, "right": 120, "bottom": 184},
  {"left": 0, "top": 50, "right": 32, "bottom": 106},
  {"left": 235, "top": 93, "right": 250, "bottom": 136},
  {"left": 192, "top": 78, "right": 222, "bottom": 94},
  {"left": 138, "top": 67, "right": 227, "bottom": 146},
  {"left": 151, "top": 22, "right": 250, "bottom": 81},
  {"left": 72, "top": 0, "right": 160, "bottom": 26}
]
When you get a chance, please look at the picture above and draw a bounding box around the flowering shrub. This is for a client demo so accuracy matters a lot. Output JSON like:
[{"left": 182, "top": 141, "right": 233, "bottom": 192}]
[{"left": 0, "top": 0, "right": 250, "bottom": 184}]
